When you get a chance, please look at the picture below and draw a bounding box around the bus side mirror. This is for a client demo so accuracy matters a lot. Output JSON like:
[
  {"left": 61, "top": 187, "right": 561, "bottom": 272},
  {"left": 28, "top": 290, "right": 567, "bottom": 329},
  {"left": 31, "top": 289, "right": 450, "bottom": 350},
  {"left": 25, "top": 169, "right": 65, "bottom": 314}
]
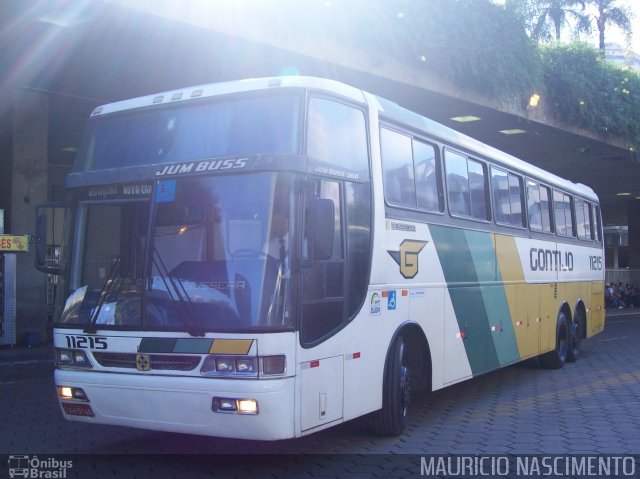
[
  {"left": 312, "top": 199, "right": 334, "bottom": 261},
  {"left": 34, "top": 204, "right": 61, "bottom": 275}
]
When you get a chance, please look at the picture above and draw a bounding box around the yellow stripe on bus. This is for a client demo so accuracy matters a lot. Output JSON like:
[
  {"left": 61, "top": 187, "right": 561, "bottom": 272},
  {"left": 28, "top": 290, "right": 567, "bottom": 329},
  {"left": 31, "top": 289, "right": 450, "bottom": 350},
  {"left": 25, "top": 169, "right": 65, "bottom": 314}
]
[{"left": 209, "top": 339, "right": 254, "bottom": 355}]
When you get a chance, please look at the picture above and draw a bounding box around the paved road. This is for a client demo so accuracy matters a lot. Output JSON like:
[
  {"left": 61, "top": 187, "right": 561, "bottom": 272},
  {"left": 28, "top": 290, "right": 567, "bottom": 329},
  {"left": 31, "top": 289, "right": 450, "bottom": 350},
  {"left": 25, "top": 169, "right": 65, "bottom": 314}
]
[{"left": 1, "top": 311, "right": 639, "bottom": 477}]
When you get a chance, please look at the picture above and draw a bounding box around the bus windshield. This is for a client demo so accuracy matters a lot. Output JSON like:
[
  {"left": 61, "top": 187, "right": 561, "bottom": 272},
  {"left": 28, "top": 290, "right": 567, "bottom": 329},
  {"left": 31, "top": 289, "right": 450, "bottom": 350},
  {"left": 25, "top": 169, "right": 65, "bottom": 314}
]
[
  {"left": 75, "top": 94, "right": 300, "bottom": 172},
  {"left": 57, "top": 173, "right": 293, "bottom": 333}
]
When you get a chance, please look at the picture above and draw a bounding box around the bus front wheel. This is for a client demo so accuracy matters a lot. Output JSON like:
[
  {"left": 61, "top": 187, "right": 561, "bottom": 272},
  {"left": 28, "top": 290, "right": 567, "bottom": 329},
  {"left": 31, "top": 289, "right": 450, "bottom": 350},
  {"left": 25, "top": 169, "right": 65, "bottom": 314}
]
[
  {"left": 373, "top": 335, "right": 410, "bottom": 436},
  {"left": 541, "top": 311, "right": 569, "bottom": 369}
]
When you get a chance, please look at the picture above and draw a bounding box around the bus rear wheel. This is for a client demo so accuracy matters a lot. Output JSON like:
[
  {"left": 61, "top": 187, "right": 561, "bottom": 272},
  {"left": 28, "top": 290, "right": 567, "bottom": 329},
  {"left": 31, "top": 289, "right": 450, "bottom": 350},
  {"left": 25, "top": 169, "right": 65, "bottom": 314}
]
[
  {"left": 373, "top": 335, "right": 410, "bottom": 436},
  {"left": 541, "top": 311, "right": 569, "bottom": 369},
  {"left": 567, "top": 311, "right": 584, "bottom": 363}
]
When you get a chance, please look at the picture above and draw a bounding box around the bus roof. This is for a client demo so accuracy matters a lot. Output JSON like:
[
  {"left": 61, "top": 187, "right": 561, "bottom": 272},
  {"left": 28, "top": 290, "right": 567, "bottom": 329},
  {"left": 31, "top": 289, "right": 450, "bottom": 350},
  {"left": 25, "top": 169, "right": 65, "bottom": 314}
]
[
  {"left": 91, "top": 76, "right": 597, "bottom": 203},
  {"left": 91, "top": 76, "right": 366, "bottom": 117}
]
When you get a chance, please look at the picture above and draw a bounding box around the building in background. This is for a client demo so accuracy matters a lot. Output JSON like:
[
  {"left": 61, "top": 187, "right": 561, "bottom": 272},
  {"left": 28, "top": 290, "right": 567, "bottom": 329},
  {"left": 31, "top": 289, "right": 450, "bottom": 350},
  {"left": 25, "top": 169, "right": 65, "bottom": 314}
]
[{"left": 605, "top": 42, "right": 640, "bottom": 72}]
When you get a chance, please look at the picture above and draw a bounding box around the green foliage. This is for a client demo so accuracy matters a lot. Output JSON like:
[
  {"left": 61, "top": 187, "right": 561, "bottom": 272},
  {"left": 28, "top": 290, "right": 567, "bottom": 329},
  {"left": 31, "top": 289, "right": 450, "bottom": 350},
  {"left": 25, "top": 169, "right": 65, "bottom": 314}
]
[
  {"left": 540, "top": 42, "right": 640, "bottom": 149},
  {"left": 383, "top": 0, "right": 542, "bottom": 101},
  {"left": 293, "top": 0, "right": 637, "bottom": 149}
]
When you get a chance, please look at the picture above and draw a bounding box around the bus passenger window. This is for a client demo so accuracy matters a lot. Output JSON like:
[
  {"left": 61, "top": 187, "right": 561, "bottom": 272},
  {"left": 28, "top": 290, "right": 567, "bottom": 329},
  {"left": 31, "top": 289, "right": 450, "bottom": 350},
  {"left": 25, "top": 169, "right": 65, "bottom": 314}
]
[
  {"left": 381, "top": 128, "right": 416, "bottom": 206},
  {"left": 575, "top": 199, "right": 592, "bottom": 240},
  {"left": 554, "top": 190, "right": 574, "bottom": 236},
  {"left": 468, "top": 160, "right": 488, "bottom": 220},
  {"left": 492, "top": 167, "right": 524, "bottom": 227},
  {"left": 413, "top": 140, "right": 441, "bottom": 212},
  {"left": 594, "top": 205, "right": 602, "bottom": 241},
  {"left": 445, "top": 151, "right": 471, "bottom": 217},
  {"left": 527, "top": 181, "right": 552, "bottom": 233}
]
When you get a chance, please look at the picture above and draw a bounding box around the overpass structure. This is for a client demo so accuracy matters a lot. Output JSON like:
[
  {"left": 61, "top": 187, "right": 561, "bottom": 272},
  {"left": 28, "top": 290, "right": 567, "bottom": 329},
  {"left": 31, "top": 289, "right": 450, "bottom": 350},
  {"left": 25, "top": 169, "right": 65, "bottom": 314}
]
[{"left": 1, "top": 0, "right": 638, "bottom": 342}]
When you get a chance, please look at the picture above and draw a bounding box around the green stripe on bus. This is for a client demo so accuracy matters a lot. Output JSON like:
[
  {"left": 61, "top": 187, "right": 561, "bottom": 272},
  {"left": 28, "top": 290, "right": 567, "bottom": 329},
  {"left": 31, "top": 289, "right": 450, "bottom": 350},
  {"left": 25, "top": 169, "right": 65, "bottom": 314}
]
[
  {"left": 430, "top": 225, "right": 499, "bottom": 375},
  {"left": 138, "top": 337, "right": 177, "bottom": 353},
  {"left": 464, "top": 230, "right": 520, "bottom": 366}
]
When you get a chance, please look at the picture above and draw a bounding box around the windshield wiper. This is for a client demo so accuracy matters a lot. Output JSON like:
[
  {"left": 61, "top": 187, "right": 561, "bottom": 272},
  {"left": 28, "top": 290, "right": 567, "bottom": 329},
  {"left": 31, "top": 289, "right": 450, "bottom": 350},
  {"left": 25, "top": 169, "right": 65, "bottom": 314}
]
[
  {"left": 84, "top": 257, "right": 121, "bottom": 334},
  {"left": 152, "top": 247, "right": 204, "bottom": 337}
]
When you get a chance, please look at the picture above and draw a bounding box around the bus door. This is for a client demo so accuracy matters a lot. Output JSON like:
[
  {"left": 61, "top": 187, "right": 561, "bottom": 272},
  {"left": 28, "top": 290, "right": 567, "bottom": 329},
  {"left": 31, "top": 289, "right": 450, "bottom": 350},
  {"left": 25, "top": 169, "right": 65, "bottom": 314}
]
[{"left": 298, "top": 179, "right": 345, "bottom": 432}]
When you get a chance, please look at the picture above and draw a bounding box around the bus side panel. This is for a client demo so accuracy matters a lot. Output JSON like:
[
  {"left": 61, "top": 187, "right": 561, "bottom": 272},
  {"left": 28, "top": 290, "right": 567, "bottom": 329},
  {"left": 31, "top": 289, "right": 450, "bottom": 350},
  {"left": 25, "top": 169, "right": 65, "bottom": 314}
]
[
  {"left": 382, "top": 221, "right": 472, "bottom": 389},
  {"left": 495, "top": 235, "right": 540, "bottom": 360},
  {"left": 431, "top": 225, "right": 521, "bottom": 377},
  {"left": 468, "top": 232, "right": 520, "bottom": 367},
  {"left": 409, "top": 286, "right": 448, "bottom": 392},
  {"left": 589, "top": 280, "right": 606, "bottom": 337}
]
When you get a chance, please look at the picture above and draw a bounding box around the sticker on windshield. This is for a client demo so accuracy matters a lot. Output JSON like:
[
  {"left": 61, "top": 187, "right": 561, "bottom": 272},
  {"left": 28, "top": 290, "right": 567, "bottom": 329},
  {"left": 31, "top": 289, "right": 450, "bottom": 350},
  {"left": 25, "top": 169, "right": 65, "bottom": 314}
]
[{"left": 157, "top": 180, "right": 176, "bottom": 203}]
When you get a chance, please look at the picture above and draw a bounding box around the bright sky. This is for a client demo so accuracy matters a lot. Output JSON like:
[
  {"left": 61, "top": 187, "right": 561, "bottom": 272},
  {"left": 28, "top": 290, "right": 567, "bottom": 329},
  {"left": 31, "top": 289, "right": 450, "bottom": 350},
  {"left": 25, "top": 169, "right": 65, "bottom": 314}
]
[
  {"left": 492, "top": 0, "right": 639, "bottom": 52},
  {"left": 585, "top": 1, "right": 640, "bottom": 52}
]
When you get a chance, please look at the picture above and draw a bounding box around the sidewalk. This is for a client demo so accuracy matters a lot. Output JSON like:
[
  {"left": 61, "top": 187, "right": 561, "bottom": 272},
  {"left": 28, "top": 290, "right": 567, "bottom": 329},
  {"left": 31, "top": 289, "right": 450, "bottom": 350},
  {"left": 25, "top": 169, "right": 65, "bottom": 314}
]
[{"left": 0, "top": 342, "right": 54, "bottom": 364}]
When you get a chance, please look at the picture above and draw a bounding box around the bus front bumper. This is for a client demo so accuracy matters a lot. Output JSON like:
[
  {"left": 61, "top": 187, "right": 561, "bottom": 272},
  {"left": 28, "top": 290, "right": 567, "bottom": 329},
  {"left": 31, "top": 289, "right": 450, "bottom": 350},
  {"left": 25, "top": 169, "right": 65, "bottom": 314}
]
[{"left": 55, "top": 369, "right": 296, "bottom": 440}]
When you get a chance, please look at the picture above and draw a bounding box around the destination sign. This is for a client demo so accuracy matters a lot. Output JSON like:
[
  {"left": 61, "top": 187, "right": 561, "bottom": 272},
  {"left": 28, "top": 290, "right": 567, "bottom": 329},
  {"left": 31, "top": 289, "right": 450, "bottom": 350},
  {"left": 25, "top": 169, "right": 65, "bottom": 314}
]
[{"left": 0, "top": 235, "right": 29, "bottom": 252}]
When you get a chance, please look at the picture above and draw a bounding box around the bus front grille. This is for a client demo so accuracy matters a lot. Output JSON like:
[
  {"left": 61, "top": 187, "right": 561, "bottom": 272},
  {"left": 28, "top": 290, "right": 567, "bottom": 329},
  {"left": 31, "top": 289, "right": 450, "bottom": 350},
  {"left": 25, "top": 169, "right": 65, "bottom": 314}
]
[{"left": 92, "top": 352, "right": 201, "bottom": 371}]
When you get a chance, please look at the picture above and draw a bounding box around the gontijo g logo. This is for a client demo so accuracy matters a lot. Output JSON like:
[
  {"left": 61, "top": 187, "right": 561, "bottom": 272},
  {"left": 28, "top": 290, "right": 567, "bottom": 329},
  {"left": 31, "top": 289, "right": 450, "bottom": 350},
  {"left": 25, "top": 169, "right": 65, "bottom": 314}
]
[{"left": 388, "top": 240, "right": 428, "bottom": 279}]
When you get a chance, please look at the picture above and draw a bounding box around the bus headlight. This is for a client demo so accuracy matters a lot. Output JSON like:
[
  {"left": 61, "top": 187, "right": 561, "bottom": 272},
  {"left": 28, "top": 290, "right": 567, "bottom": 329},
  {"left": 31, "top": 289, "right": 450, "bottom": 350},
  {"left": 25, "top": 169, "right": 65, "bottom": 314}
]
[
  {"left": 56, "top": 349, "right": 93, "bottom": 369},
  {"left": 215, "top": 357, "right": 235, "bottom": 372},
  {"left": 235, "top": 358, "right": 255, "bottom": 373},
  {"left": 200, "top": 355, "right": 282, "bottom": 377},
  {"left": 200, "top": 356, "right": 259, "bottom": 377}
]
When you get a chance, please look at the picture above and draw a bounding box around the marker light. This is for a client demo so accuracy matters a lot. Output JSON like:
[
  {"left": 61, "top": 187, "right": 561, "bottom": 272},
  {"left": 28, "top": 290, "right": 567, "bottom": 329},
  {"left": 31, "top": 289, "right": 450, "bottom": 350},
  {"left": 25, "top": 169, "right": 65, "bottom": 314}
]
[{"left": 262, "top": 355, "right": 286, "bottom": 375}]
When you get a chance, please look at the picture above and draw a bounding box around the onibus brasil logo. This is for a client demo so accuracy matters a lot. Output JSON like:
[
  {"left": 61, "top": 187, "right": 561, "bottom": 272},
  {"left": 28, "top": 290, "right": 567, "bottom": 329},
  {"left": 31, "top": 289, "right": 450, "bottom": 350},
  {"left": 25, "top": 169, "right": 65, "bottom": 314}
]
[
  {"left": 387, "top": 240, "right": 428, "bottom": 279},
  {"left": 8, "top": 455, "right": 72, "bottom": 478}
]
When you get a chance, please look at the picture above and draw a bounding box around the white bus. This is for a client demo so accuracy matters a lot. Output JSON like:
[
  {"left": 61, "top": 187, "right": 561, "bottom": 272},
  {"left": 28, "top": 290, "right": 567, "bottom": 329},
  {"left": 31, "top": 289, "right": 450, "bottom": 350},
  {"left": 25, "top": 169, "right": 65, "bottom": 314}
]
[{"left": 39, "top": 77, "right": 605, "bottom": 440}]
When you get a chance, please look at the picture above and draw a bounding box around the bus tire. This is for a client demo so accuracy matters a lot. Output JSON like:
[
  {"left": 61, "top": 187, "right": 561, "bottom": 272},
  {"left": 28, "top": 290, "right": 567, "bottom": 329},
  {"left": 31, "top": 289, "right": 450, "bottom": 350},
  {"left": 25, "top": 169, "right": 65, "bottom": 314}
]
[
  {"left": 566, "top": 311, "right": 584, "bottom": 363},
  {"left": 373, "top": 335, "right": 410, "bottom": 436},
  {"left": 541, "top": 311, "right": 569, "bottom": 369}
]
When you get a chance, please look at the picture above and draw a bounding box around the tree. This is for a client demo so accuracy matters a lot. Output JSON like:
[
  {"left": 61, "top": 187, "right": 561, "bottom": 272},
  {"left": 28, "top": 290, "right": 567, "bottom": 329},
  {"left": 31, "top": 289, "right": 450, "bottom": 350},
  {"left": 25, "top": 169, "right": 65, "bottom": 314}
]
[
  {"left": 527, "top": 0, "right": 589, "bottom": 42},
  {"left": 586, "top": 0, "right": 634, "bottom": 53}
]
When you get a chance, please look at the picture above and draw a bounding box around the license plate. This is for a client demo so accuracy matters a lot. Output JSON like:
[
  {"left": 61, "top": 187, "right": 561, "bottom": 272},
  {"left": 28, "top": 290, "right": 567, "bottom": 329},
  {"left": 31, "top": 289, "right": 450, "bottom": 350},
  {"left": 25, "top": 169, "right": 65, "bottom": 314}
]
[{"left": 62, "top": 403, "right": 95, "bottom": 417}]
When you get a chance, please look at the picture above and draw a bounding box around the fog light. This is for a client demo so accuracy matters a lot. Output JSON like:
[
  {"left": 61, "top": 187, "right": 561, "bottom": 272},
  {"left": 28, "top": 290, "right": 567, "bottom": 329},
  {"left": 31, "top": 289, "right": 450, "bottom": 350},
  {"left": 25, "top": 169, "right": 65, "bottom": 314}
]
[
  {"left": 212, "top": 397, "right": 237, "bottom": 412},
  {"left": 72, "top": 388, "right": 88, "bottom": 401},
  {"left": 58, "top": 386, "right": 73, "bottom": 399},
  {"left": 262, "top": 355, "right": 286, "bottom": 375},
  {"left": 58, "top": 386, "right": 89, "bottom": 401},
  {"left": 237, "top": 399, "right": 258, "bottom": 414}
]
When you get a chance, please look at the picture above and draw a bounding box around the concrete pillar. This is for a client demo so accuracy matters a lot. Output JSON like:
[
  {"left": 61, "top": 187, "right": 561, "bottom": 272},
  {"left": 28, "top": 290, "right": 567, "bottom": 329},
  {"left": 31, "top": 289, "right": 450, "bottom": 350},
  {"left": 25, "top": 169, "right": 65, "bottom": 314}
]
[
  {"left": 11, "top": 89, "right": 48, "bottom": 344},
  {"left": 627, "top": 200, "right": 640, "bottom": 286}
]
